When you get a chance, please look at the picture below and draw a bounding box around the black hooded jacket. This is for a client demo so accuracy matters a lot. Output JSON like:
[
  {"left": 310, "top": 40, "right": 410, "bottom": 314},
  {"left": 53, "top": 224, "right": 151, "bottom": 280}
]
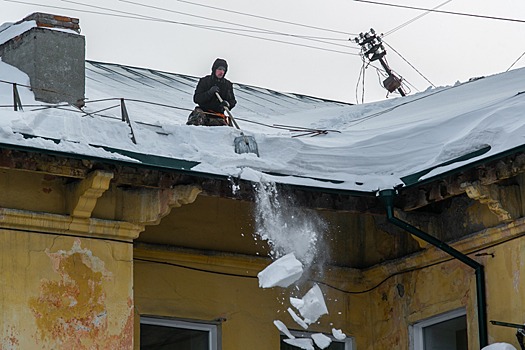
[{"left": 193, "top": 58, "right": 237, "bottom": 113}]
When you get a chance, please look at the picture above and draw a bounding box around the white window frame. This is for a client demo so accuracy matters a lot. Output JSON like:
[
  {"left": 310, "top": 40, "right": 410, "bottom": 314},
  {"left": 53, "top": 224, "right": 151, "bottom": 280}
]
[
  {"left": 410, "top": 308, "right": 467, "bottom": 350},
  {"left": 140, "top": 316, "right": 219, "bottom": 350},
  {"left": 283, "top": 330, "right": 355, "bottom": 350}
]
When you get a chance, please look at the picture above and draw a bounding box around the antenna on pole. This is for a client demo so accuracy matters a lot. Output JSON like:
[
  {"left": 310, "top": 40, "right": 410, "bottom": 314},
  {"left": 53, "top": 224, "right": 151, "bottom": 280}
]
[{"left": 354, "top": 29, "right": 406, "bottom": 97}]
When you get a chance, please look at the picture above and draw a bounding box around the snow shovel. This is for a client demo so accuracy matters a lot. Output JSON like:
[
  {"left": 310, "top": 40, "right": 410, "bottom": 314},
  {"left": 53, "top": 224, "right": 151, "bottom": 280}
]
[{"left": 215, "top": 92, "right": 259, "bottom": 156}]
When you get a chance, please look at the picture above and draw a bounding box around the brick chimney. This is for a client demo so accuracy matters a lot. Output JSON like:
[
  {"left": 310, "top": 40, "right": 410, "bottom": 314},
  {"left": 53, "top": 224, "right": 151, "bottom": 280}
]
[{"left": 0, "top": 13, "right": 85, "bottom": 106}]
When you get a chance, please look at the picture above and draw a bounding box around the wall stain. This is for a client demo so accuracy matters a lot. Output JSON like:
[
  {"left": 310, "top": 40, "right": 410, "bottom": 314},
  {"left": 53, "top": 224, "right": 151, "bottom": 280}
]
[
  {"left": 29, "top": 239, "right": 133, "bottom": 349},
  {"left": 1, "top": 326, "right": 19, "bottom": 350}
]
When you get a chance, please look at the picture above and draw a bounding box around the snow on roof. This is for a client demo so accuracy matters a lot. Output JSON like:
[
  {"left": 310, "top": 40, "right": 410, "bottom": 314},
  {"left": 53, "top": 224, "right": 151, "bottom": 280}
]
[
  {"left": 0, "top": 20, "right": 79, "bottom": 46},
  {"left": 0, "top": 57, "right": 524, "bottom": 194}
]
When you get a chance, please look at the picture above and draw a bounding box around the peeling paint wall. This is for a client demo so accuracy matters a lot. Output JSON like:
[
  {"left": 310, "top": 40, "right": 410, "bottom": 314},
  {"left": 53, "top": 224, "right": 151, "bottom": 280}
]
[
  {"left": 344, "top": 228, "right": 525, "bottom": 349},
  {"left": 0, "top": 233, "right": 134, "bottom": 349}
]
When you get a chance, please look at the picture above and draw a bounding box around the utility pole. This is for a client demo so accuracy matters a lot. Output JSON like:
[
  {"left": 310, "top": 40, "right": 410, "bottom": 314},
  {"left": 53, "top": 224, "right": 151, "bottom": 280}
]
[{"left": 354, "top": 29, "right": 406, "bottom": 97}]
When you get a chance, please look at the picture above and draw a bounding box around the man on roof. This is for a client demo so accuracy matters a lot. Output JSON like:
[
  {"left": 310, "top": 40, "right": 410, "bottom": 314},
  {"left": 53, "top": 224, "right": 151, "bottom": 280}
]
[{"left": 187, "top": 58, "right": 237, "bottom": 126}]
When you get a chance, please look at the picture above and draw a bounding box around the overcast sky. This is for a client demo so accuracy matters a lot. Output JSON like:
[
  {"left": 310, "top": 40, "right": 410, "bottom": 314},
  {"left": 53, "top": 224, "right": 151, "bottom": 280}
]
[{"left": 1, "top": 0, "right": 524, "bottom": 103}]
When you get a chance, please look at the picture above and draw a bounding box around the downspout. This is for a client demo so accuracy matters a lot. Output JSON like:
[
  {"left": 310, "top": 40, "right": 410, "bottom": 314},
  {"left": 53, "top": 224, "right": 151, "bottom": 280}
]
[{"left": 378, "top": 189, "right": 488, "bottom": 348}]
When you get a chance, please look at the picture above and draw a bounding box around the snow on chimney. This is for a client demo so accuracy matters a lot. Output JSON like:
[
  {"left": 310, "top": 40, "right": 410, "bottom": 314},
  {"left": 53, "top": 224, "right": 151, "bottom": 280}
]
[{"left": 0, "top": 13, "right": 85, "bottom": 106}]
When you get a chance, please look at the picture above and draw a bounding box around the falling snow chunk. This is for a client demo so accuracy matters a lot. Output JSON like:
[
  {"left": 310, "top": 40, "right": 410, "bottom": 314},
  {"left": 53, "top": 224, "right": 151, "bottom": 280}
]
[
  {"left": 287, "top": 307, "right": 308, "bottom": 330},
  {"left": 482, "top": 344, "right": 517, "bottom": 350},
  {"left": 283, "top": 338, "right": 314, "bottom": 350},
  {"left": 258, "top": 253, "right": 303, "bottom": 288},
  {"left": 274, "top": 320, "right": 295, "bottom": 339},
  {"left": 332, "top": 328, "right": 347, "bottom": 340},
  {"left": 296, "top": 284, "right": 328, "bottom": 324},
  {"left": 290, "top": 297, "right": 304, "bottom": 309},
  {"left": 311, "top": 333, "right": 332, "bottom": 349}
]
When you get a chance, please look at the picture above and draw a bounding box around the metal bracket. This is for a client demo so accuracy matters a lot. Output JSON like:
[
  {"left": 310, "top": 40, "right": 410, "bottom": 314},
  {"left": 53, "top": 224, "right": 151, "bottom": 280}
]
[
  {"left": 13, "top": 83, "right": 23, "bottom": 111},
  {"left": 490, "top": 321, "right": 525, "bottom": 350},
  {"left": 121, "top": 98, "right": 137, "bottom": 144}
]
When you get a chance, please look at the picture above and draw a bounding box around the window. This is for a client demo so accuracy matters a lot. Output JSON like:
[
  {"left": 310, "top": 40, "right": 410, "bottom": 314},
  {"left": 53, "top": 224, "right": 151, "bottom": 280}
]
[
  {"left": 140, "top": 317, "right": 219, "bottom": 350},
  {"left": 280, "top": 331, "right": 354, "bottom": 350},
  {"left": 411, "top": 309, "right": 468, "bottom": 350}
]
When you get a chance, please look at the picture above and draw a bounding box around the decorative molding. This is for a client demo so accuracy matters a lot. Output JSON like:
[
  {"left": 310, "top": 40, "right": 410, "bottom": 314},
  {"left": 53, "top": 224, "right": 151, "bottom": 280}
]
[
  {"left": 462, "top": 181, "right": 512, "bottom": 222},
  {"left": 71, "top": 170, "right": 114, "bottom": 218},
  {"left": 122, "top": 185, "right": 202, "bottom": 226},
  {"left": 0, "top": 207, "right": 143, "bottom": 242},
  {"left": 399, "top": 152, "right": 525, "bottom": 212}
]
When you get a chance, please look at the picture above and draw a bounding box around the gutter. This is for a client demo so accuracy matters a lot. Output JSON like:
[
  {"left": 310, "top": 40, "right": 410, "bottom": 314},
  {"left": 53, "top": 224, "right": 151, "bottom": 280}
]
[{"left": 379, "top": 189, "right": 488, "bottom": 348}]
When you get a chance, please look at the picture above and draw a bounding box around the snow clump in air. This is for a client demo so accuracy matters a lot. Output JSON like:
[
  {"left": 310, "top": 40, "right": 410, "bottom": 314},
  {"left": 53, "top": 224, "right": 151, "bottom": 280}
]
[{"left": 258, "top": 253, "right": 303, "bottom": 288}]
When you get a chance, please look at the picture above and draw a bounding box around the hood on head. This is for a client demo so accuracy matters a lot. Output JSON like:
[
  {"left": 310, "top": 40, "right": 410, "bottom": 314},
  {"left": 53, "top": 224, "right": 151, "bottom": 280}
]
[{"left": 212, "top": 58, "right": 228, "bottom": 75}]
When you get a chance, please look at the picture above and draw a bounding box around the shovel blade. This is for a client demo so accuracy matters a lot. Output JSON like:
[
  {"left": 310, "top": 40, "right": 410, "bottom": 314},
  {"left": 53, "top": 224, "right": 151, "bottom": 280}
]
[{"left": 234, "top": 135, "right": 259, "bottom": 156}]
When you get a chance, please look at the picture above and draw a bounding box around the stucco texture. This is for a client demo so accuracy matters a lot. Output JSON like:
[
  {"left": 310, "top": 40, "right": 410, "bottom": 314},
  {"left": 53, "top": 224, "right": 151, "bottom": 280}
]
[{"left": 0, "top": 231, "right": 134, "bottom": 350}]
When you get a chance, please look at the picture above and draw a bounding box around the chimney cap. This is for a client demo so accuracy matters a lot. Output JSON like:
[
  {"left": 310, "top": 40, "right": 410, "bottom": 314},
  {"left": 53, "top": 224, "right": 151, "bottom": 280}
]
[{"left": 17, "top": 12, "right": 80, "bottom": 33}]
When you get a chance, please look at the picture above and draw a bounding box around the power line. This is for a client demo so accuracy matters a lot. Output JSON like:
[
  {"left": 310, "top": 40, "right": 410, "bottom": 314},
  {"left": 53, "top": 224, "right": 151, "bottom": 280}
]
[
  {"left": 3, "top": 0, "right": 359, "bottom": 55},
  {"left": 383, "top": 0, "right": 453, "bottom": 37},
  {"left": 118, "top": 0, "right": 359, "bottom": 51},
  {"left": 353, "top": 0, "right": 525, "bottom": 24},
  {"left": 506, "top": 50, "right": 525, "bottom": 72},
  {"left": 4, "top": 0, "right": 150, "bottom": 21},
  {"left": 64, "top": 0, "right": 356, "bottom": 45},
  {"left": 188, "top": 25, "right": 359, "bottom": 55},
  {"left": 382, "top": 41, "right": 436, "bottom": 87},
  {"left": 168, "top": 0, "right": 359, "bottom": 36}
]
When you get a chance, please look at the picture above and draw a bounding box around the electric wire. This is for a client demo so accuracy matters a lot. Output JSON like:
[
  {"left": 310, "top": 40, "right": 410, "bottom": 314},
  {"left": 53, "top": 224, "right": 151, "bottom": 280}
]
[
  {"left": 3, "top": 0, "right": 360, "bottom": 55},
  {"left": 63, "top": 0, "right": 357, "bottom": 44},
  {"left": 4, "top": 0, "right": 152, "bottom": 21},
  {"left": 188, "top": 25, "right": 359, "bottom": 56},
  {"left": 117, "top": 0, "right": 360, "bottom": 51},
  {"left": 132, "top": 225, "right": 519, "bottom": 295},
  {"left": 355, "top": 57, "right": 367, "bottom": 104},
  {"left": 345, "top": 82, "right": 461, "bottom": 126},
  {"left": 383, "top": 0, "right": 453, "bottom": 37},
  {"left": 506, "top": 50, "right": 525, "bottom": 72},
  {"left": 134, "top": 257, "right": 259, "bottom": 279},
  {"left": 382, "top": 41, "right": 436, "bottom": 87},
  {"left": 168, "top": 0, "right": 359, "bottom": 37},
  {"left": 353, "top": 0, "right": 525, "bottom": 24}
]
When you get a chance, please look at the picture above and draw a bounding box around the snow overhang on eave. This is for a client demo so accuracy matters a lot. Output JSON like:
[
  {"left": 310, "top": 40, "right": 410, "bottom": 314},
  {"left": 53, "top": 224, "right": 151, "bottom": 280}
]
[
  {"left": 0, "top": 141, "right": 382, "bottom": 214},
  {"left": 397, "top": 143, "right": 525, "bottom": 211}
]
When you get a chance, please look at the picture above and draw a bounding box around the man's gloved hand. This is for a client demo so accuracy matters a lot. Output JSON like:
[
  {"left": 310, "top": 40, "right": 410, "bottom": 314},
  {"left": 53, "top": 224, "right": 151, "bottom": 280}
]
[
  {"left": 220, "top": 100, "right": 230, "bottom": 109},
  {"left": 207, "top": 86, "right": 220, "bottom": 96}
]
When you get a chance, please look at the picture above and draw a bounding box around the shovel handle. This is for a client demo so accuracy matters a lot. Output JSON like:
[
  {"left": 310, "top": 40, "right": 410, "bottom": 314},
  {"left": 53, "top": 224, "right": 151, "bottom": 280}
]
[{"left": 215, "top": 92, "right": 241, "bottom": 130}]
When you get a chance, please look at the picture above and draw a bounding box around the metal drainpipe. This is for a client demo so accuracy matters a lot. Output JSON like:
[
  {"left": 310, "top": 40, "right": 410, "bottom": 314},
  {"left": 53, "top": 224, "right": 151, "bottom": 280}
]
[{"left": 378, "top": 189, "right": 488, "bottom": 348}]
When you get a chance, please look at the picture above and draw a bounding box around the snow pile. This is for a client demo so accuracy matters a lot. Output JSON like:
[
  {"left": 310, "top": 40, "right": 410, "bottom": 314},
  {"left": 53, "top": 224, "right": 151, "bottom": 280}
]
[
  {"left": 258, "top": 253, "right": 303, "bottom": 288},
  {"left": 482, "top": 344, "right": 517, "bottom": 350}
]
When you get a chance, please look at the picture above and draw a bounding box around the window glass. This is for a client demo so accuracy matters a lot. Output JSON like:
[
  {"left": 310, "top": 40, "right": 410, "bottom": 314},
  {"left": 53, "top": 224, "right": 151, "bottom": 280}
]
[
  {"left": 422, "top": 315, "right": 468, "bottom": 350},
  {"left": 140, "top": 318, "right": 216, "bottom": 350}
]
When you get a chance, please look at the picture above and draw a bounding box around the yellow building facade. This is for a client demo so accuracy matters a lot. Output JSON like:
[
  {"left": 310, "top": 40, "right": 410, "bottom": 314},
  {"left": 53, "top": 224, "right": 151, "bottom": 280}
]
[{"left": 0, "top": 146, "right": 524, "bottom": 349}]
